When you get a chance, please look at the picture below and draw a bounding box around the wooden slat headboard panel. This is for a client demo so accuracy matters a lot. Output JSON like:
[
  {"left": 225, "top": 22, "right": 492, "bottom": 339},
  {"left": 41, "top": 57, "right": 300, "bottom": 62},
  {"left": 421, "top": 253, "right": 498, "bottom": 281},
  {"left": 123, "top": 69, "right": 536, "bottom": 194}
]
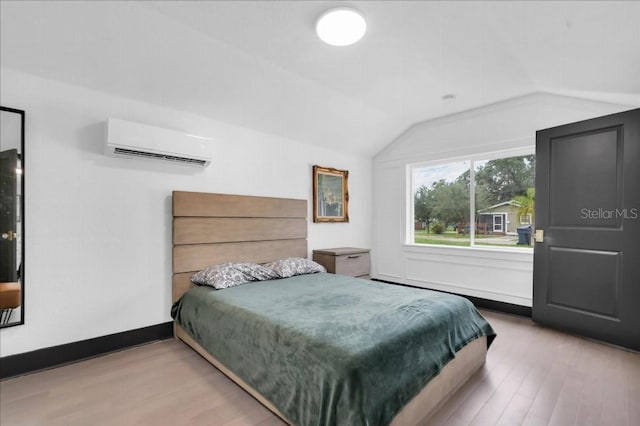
[
  {"left": 172, "top": 191, "right": 308, "bottom": 303},
  {"left": 173, "top": 191, "right": 306, "bottom": 218},
  {"left": 173, "top": 240, "right": 308, "bottom": 273},
  {"left": 174, "top": 217, "right": 306, "bottom": 245}
]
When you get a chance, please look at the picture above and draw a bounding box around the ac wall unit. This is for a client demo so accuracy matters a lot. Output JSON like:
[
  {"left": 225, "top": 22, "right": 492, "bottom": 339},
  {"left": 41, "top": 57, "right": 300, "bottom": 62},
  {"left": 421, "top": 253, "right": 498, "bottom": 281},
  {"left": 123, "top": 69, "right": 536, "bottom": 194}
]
[{"left": 105, "top": 118, "right": 213, "bottom": 166}]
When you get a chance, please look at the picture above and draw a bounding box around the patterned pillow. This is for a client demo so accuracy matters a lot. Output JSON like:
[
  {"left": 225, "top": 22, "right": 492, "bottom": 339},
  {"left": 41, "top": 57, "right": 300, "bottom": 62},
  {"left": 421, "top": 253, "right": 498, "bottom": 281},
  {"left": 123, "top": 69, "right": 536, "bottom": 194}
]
[
  {"left": 191, "top": 262, "right": 279, "bottom": 289},
  {"left": 265, "top": 257, "right": 326, "bottom": 278}
]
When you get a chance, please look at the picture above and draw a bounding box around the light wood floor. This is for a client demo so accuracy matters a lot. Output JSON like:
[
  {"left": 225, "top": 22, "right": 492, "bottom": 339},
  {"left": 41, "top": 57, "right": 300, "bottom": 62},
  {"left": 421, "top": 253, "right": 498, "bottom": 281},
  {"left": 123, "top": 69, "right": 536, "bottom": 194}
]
[{"left": 1, "top": 310, "right": 639, "bottom": 426}]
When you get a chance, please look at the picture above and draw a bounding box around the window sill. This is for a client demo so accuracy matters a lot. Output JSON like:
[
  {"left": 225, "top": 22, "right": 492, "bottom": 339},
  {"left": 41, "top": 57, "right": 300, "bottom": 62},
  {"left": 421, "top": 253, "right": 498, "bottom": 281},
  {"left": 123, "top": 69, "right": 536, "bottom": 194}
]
[{"left": 403, "top": 243, "right": 533, "bottom": 261}]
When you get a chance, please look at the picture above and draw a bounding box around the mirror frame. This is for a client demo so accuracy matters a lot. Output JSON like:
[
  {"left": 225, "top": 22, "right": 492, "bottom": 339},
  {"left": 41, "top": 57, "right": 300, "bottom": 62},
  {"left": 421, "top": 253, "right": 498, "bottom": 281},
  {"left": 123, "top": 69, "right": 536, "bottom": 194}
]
[{"left": 0, "top": 106, "right": 25, "bottom": 328}]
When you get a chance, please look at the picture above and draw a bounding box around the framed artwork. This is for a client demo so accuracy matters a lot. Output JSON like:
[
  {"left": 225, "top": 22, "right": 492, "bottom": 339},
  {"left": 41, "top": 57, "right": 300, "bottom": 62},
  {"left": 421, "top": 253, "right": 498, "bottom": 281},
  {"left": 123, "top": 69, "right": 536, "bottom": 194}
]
[{"left": 313, "top": 165, "right": 349, "bottom": 223}]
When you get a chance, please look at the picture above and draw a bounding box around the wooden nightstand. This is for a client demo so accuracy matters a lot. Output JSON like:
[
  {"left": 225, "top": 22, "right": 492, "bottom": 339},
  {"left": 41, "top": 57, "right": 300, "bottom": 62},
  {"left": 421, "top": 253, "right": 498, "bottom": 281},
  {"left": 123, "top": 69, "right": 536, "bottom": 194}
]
[{"left": 313, "top": 247, "right": 370, "bottom": 279}]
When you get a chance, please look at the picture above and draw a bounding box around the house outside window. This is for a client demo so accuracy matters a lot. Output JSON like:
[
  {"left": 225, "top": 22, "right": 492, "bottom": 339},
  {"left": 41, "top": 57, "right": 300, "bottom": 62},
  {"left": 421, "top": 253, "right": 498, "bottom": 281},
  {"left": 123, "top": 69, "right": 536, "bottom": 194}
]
[{"left": 411, "top": 152, "right": 535, "bottom": 249}]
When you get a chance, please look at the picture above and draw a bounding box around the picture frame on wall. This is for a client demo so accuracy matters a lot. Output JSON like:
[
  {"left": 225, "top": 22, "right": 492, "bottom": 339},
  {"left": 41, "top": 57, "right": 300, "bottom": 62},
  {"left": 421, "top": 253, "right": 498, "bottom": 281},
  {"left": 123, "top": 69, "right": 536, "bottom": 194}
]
[{"left": 313, "top": 165, "right": 349, "bottom": 223}]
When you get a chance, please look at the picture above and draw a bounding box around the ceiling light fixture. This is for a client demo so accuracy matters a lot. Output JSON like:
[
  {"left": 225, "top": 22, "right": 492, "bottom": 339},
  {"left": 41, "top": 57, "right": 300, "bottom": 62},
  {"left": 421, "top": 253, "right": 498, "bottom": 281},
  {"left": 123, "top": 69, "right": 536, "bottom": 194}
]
[{"left": 316, "top": 8, "right": 366, "bottom": 47}]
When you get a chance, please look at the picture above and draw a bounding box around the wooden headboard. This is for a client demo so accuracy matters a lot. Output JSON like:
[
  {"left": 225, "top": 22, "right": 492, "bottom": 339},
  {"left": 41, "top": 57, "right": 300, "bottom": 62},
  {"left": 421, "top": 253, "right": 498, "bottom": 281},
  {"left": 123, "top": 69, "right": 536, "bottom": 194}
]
[{"left": 172, "top": 191, "right": 308, "bottom": 303}]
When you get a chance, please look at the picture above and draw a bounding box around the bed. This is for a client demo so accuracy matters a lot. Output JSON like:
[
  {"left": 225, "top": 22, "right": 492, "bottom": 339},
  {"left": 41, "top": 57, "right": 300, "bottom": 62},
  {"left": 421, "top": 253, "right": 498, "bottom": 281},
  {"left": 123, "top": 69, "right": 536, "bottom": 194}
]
[{"left": 171, "top": 191, "right": 495, "bottom": 425}]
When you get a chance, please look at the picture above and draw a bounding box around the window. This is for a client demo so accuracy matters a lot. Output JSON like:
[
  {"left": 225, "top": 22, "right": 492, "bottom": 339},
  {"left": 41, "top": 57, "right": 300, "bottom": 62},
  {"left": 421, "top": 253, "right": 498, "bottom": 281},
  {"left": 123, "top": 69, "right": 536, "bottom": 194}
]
[
  {"left": 413, "top": 161, "right": 471, "bottom": 246},
  {"left": 411, "top": 152, "right": 535, "bottom": 249},
  {"left": 520, "top": 214, "right": 532, "bottom": 225}
]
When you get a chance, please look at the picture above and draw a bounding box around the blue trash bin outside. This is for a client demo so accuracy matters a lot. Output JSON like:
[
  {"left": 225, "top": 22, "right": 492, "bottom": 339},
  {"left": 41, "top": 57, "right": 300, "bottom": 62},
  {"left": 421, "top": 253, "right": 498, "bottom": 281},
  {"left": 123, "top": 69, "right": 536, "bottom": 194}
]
[{"left": 517, "top": 225, "right": 532, "bottom": 245}]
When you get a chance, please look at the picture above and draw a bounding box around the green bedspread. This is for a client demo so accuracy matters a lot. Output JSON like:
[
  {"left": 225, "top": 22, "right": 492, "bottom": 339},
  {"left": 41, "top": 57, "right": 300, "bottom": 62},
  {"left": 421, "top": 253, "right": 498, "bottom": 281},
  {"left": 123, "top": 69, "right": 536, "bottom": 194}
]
[{"left": 171, "top": 273, "right": 495, "bottom": 426}]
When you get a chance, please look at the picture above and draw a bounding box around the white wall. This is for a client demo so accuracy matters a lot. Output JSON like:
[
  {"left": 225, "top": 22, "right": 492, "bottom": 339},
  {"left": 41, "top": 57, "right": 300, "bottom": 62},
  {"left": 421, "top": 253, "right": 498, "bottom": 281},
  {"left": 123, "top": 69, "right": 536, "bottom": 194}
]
[
  {"left": 372, "top": 93, "right": 635, "bottom": 306},
  {"left": 0, "top": 68, "right": 372, "bottom": 357}
]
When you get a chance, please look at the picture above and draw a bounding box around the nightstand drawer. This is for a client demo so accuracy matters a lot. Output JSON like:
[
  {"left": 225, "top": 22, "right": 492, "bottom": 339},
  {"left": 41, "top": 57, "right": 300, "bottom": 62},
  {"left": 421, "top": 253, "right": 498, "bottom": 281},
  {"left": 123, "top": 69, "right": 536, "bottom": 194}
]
[
  {"left": 313, "top": 247, "right": 370, "bottom": 278},
  {"left": 334, "top": 253, "right": 369, "bottom": 277}
]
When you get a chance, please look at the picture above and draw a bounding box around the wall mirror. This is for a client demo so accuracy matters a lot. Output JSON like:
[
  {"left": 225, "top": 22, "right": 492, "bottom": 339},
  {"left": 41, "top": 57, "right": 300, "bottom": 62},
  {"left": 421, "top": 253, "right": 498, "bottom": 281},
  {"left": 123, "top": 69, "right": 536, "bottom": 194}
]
[{"left": 0, "top": 106, "right": 25, "bottom": 328}]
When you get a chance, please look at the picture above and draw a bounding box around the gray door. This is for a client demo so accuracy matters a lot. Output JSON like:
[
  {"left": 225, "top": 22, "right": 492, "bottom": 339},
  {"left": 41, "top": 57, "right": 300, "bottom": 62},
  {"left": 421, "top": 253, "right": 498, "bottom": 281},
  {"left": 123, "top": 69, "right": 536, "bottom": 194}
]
[{"left": 533, "top": 108, "right": 640, "bottom": 351}]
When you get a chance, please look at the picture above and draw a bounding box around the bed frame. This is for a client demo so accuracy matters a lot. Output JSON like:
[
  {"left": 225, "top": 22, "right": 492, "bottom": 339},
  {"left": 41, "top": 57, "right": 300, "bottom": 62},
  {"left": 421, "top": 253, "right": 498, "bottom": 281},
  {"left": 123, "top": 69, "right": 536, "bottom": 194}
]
[{"left": 172, "top": 190, "right": 487, "bottom": 425}]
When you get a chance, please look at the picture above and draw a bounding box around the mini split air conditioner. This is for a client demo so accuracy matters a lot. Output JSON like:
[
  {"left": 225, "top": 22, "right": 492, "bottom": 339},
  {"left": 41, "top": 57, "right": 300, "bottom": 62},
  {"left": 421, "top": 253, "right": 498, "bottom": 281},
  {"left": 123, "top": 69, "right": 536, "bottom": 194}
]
[{"left": 105, "top": 118, "right": 213, "bottom": 166}]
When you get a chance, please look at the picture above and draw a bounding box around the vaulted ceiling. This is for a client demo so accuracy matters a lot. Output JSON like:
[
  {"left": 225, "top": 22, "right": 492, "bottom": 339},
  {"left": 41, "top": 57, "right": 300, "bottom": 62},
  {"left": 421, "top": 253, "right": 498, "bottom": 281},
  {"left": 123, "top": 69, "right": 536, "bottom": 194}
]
[{"left": 1, "top": 1, "right": 639, "bottom": 156}]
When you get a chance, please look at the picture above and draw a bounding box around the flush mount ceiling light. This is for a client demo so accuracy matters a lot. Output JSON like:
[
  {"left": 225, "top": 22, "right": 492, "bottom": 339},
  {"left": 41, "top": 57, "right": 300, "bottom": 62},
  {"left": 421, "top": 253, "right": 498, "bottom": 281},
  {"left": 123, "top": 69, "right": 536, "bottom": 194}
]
[{"left": 316, "top": 8, "right": 366, "bottom": 46}]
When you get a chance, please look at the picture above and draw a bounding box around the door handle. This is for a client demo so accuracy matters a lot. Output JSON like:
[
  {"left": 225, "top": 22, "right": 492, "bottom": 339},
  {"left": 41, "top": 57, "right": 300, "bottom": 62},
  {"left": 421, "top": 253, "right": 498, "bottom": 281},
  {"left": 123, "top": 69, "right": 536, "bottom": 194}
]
[
  {"left": 2, "top": 231, "right": 16, "bottom": 241},
  {"left": 533, "top": 229, "right": 544, "bottom": 243}
]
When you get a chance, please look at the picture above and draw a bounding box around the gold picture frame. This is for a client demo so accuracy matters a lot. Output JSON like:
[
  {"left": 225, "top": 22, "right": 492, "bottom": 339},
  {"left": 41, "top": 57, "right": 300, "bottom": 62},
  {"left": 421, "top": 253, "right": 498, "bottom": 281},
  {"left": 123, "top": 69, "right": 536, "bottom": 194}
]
[{"left": 313, "top": 165, "right": 349, "bottom": 223}]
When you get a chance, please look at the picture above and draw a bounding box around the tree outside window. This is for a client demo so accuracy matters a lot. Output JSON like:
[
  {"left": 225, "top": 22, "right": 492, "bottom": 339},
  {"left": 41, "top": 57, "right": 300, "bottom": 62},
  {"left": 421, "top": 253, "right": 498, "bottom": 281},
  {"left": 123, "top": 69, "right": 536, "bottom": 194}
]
[{"left": 412, "top": 154, "right": 535, "bottom": 248}]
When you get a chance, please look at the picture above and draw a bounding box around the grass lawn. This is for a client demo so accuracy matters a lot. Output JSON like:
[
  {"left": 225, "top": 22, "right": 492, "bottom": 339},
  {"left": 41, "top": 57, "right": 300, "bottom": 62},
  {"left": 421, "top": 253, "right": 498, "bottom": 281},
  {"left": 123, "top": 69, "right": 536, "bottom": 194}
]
[
  {"left": 414, "top": 237, "right": 471, "bottom": 246},
  {"left": 414, "top": 229, "right": 532, "bottom": 248},
  {"left": 415, "top": 230, "right": 475, "bottom": 246}
]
